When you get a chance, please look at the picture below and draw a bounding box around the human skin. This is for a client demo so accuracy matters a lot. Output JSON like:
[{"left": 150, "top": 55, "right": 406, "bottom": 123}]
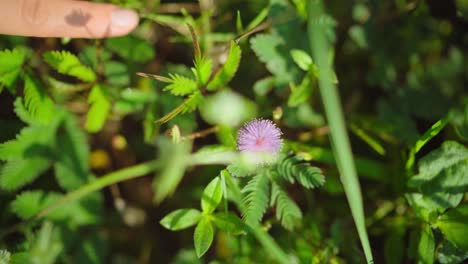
[{"left": 0, "top": 0, "right": 139, "bottom": 38}]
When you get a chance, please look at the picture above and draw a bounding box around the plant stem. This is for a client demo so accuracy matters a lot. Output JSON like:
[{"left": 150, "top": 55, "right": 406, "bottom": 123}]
[
  {"left": 222, "top": 170, "right": 290, "bottom": 264},
  {"left": 307, "top": 1, "right": 374, "bottom": 263},
  {"left": 36, "top": 160, "right": 162, "bottom": 219}
]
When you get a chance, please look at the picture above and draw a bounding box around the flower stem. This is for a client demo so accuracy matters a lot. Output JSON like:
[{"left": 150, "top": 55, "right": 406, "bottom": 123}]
[{"left": 36, "top": 160, "right": 163, "bottom": 219}]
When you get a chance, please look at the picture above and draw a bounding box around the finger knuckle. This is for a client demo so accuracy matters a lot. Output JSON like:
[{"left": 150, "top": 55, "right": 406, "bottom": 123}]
[{"left": 19, "top": 0, "right": 49, "bottom": 26}]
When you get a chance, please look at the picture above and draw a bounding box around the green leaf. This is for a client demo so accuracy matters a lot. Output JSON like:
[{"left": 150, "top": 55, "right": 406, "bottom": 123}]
[
  {"left": 0, "top": 158, "right": 51, "bottom": 191},
  {"left": 153, "top": 139, "right": 192, "bottom": 203},
  {"left": 201, "top": 177, "right": 223, "bottom": 214},
  {"left": 408, "top": 141, "right": 468, "bottom": 210},
  {"left": 250, "top": 33, "right": 298, "bottom": 85},
  {"left": 437, "top": 205, "right": 468, "bottom": 251},
  {"left": 54, "top": 113, "right": 90, "bottom": 190},
  {"left": 236, "top": 10, "right": 243, "bottom": 33},
  {"left": 275, "top": 154, "right": 325, "bottom": 188},
  {"left": 10, "top": 191, "right": 55, "bottom": 219},
  {"left": 193, "top": 56, "right": 212, "bottom": 85},
  {"left": 13, "top": 98, "right": 35, "bottom": 125},
  {"left": 164, "top": 74, "right": 198, "bottom": 96},
  {"left": 193, "top": 217, "right": 214, "bottom": 258},
  {"left": 417, "top": 224, "right": 435, "bottom": 264},
  {"left": 241, "top": 173, "right": 270, "bottom": 226},
  {"left": 405, "top": 193, "right": 439, "bottom": 222},
  {"left": 290, "top": 49, "right": 313, "bottom": 71},
  {"left": 104, "top": 61, "right": 130, "bottom": 86},
  {"left": 0, "top": 48, "right": 27, "bottom": 90},
  {"left": 29, "top": 222, "right": 63, "bottom": 264},
  {"left": 212, "top": 213, "right": 245, "bottom": 234},
  {"left": 157, "top": 92, "right": 204, "bottom": 124},
  {"left": 85, "top": 84, "right": 111, "bottom": 133},
  {"left": 406, "top": 117, "right": 449, "bottom": 172},
  {"left": 79, "top": 46, "right": 112, "bottom": 71},
  {"left": 160, "top": 209, "right": 202, "bottom": 231},
  {"left": 114, "top": 88, "right": 156, "bottom": 115},
  {"left": 43, "top": 51, "right": 96, "bottom": 82},
  {"left": 270, "top": 182, "right": 302, "bottom": 230},
  {"left": 23, "top": 74, "right": 55, "bottom": 124},
  {"left": 0, "top": 123, "right": 55, "bottom": 161},
  {"left": 437, "top": 240, "right": 468, "bottom": 264},
  {"left": 10, "top": 252, "right": 30, "bottom": 264},
  {"left": 206, "top": 41, "right": 241, "bottom": 91},
  {"left": 288, "top": 74, "right": 313, "bottom": 107},
  {"left": 106, "top": 36, "right": 155, "bottom": 63}
]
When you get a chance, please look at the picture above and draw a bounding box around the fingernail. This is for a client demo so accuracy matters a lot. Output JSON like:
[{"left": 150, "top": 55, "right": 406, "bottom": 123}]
[{"left": 111, "top": 8, "right": 139, "bottom": 35}]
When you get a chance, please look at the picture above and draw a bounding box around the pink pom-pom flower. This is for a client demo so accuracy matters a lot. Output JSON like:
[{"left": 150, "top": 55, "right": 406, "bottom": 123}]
[{"left": 237, "top": 119, "right": 283, "bottom": 163}]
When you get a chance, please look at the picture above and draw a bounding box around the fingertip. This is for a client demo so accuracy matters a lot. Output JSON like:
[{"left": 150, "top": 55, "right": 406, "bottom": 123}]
[{"left": 110, "top": 8, "right": 139, "bottom": 37}]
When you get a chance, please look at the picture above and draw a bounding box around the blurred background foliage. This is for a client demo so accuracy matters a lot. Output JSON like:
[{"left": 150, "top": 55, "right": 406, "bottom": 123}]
[{"left": 0, "top": 0, "right": 467, "bottom": 263}]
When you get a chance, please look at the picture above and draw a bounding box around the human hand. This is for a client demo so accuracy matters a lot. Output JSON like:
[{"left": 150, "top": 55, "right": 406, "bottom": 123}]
[{"left": 0, "top": 0, "right": 139, "bottom": 38}]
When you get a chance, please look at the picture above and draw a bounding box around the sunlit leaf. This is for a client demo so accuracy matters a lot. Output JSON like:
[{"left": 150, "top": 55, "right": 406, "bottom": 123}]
[
  {"left": 161, "top": 209, "right": 201, "bottom": 231},
  {"left": 193, "top": 217, "right": 214, "bottom": 258}
]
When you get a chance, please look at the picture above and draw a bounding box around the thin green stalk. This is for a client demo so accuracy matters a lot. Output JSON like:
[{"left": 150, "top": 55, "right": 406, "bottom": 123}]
[
  {"left": 36, "top": 160, "right": 163, "bottom": 219},
  {"left": 247, "top": 224, "right": 290, "bottom": 264},
  {"left": 222, "top": 170, "right": 290, "bottom": 264},
  {"left": 307, "top": 1, "right": 374, "bottom": 263},
  {"left": 405, "top": 116, "right": 448, "bottom": 176}
]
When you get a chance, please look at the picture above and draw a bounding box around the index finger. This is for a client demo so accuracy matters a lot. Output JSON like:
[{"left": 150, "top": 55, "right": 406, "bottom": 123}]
[{"left": 0, "top": 0, "right": 139, "bottom": 38}]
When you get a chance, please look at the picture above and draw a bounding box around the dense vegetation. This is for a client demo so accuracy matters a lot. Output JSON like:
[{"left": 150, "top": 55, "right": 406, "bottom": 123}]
[{"left": 0, "top": 0, "right": 467, "bottom": 263}]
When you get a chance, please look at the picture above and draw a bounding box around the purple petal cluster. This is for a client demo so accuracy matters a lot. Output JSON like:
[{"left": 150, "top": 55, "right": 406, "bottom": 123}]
[{"left": 237, "top": 119, "right": 283, "bottom": 155}]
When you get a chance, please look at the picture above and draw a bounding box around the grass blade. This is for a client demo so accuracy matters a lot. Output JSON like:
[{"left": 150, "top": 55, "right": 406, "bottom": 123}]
[{"left": 307, "top": 1, "right": 374, "bottom": 263}]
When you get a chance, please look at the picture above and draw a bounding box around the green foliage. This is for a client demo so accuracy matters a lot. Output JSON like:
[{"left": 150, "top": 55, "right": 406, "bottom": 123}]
[
  {"left": 201, "top": 177, "right": 223, "bottom": 214},
  {"left": 43, "top": 51, "right": 96, "bottom": 82},
  {"left": 85, "top": 84, "right": 111, "bottom": 133},
  {"left": 212, "top": 213, "right": 245, "bottom": 234},
  {"left": 152, "top": 139, "right": 192, "bottom": 203},
  {"left": 0, "top": 120, "right": 55, "bottom": 191},
  {"left": 436, "top": 205, "right": 468, "bottom": 251},
  {"left": 288, "top": 73, "right": 313, "bottom": 107},
  {"left": 0, "top": 159, "right": 51, "bottom": 191},
  {"left": 53, "top": 112, "right": 90, "bottom": 190},
  {"left": 1, "top": 0, "right": 467, "bottom": 263},
  {"left": 11, "top": 191, "right": 55, "bottom": 219},
  {"left": 0, "top": 108, "right": 90, "bottom": 192},
  {"left": 206, "top": 41, "right": 242, "bottom": 91},
  {"left": 250, "top": 34, "right": 294, "bottom": 85},
  {"left": 417, "top": 224, "right": 435, "bottom": 264},
  {"left": 193, "top": 217, "right": 214, "bottom": 258},
  {"left": 164, "top": 74, "right": 198, "bottom": 96},
  {"left": 28, "top": 222, "right": 63, "bottom": 264},
  {"left": 290, "top": 49, "right": 313, "bottom": 71},
  {"left": 275, "top": 154, "right": 325, "bottom": 189},
  {"left": 23, "top": 74, "right": 55, "bottom": 124},
  {"left": 0, "top": 48, "right": 27, "bottom": 91},
  {"left": 104, "top": 61, "right": 130, "bottom": 87},
  {"left": 241, "top": 173, "right": 270, "bottom": 226},
  {"left": 437, "top": 240, "right": 468, "bottom": 264},
  {"left": 193, "top": 56, "right": 212, "bottom": 85},
  {"left": 13, "top": 98, "right": 36, "bottom": 125},
  {"left": 106, "top": 36, "right": 155, "bottom": 63},
  {"left": 270, "top": 182, "right": 302, "bottom": 230},
  {"left": 408, "top": 141, "right": 468, "bottom": 211},
  {"left": 160, "top": 209, "right": 202, "bottom": 231}
]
